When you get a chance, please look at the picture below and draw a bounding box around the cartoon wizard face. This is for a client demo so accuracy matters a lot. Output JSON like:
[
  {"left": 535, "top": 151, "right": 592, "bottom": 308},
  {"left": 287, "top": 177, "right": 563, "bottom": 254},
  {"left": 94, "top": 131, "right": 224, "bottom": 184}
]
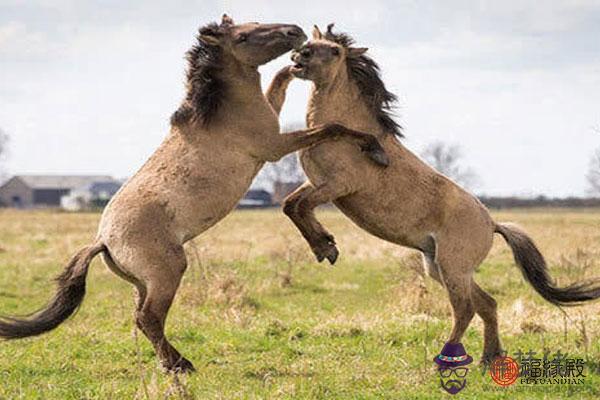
[{"left": 434, "top": 342, "right": 473, "bottom": 395}]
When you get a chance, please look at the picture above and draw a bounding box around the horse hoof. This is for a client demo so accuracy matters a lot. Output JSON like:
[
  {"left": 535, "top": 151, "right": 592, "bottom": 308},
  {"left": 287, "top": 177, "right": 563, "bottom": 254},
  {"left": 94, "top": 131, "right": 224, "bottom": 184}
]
[
  {"left": 313, "top": 243, "right": 338, "bottom": 264},
  {"left": 325, "top": 246, "right": 339, "bottom": 265},
  {"left": 168, "top": 357, "right": 196, "bottom": 374}
]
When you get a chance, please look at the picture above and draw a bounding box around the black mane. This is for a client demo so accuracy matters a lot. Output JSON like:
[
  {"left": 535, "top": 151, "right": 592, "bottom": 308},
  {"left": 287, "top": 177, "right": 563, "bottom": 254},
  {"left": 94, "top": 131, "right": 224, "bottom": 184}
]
[
  {"left": 325, "top": 27, "right": 403, "bottom": 137},
  {"left": 170, "top": 23, "right": 226, "bottom": 127}
]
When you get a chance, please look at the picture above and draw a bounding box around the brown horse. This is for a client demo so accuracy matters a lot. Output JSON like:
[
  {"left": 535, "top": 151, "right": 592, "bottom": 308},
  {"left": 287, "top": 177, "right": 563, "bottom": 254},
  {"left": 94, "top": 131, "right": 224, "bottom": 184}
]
[
  {"left": 0, "top": 17, "right": 389, "bottom": 373},
  {"left": 269, "top": 24, "right": 600, "bottom": 363}
]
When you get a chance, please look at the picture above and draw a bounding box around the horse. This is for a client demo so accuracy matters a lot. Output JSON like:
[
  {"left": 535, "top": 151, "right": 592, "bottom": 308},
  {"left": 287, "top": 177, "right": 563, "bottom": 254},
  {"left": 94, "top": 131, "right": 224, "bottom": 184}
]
[
  {"left": 0, "top": 16, "right": 389, "bottom": 373},
  {"left": 268, "top": 24, "right": 600, "bottom": 363}
]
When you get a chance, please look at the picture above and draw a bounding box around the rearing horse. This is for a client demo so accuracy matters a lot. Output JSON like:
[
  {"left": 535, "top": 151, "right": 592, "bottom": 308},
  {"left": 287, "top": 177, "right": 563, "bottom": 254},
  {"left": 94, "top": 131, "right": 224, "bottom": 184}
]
[
  {"left": 0, "top": 17, "right": 388, "bottom": 373},
  {"left": 269, "top": 24, "right": 600, "bottom": 363}
]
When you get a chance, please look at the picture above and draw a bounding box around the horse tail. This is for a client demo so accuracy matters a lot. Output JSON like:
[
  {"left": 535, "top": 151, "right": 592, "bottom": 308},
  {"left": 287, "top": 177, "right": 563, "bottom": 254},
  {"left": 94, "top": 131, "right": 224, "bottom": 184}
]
[
  {"left": 494, "top": 222, "right": 600, "bottom": 306},
  {"left": 0, "top": 241, "right": 105, "bottom": 339}
]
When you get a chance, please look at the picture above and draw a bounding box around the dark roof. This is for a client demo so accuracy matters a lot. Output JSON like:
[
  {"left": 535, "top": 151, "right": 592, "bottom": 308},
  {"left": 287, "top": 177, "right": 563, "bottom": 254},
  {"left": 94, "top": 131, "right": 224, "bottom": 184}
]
[
  {"left": 76, "top": 181, "right": 122, "bottom": 196},
  {"left": 244, "top": 189, "right": 272, "bottom": 201},
  {"left": 13, "top": 175, "right": 116, "bottom": 190}
]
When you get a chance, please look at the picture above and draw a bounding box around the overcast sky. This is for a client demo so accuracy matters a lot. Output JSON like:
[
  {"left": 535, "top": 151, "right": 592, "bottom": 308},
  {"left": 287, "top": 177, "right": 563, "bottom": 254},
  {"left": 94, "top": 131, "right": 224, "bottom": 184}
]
[{"left": 1, "top": 0, "right": 599, "bottom": 196}]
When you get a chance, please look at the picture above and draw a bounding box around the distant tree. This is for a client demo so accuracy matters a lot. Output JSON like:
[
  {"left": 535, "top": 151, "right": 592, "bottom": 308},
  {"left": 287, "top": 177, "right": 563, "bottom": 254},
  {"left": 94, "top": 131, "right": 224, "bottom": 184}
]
[
  {"left": 0, "top": 128, "right": 8, "bottom": 177},
  {"left": 585, "top": 149, "right": 600, "bottom": 195},
  {"left": 421, "top": 141, "right": 479, "bottom": 189},
  {"left": 587, "top": 126, "right": 600, "bottom": 196},
  {"left": 0, "top": 128, "right": 6, "bottom": 157},
  {"left": 259, "top": 123, "right": 306, "bottom": 190},
  {"left": 262, "top": 153, "right": 306, "bottom": 187}
]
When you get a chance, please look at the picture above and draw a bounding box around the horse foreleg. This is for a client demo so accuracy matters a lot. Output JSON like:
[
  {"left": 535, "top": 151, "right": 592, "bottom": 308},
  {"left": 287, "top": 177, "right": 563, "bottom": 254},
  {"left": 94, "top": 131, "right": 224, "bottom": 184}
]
[
  {"left": 283, "top": 181, "right": 351, "bottom": 264},
  {"left": 262, "top": 123, "right": 388, "bottom": 167},
  {"left": 265, "top": 65, "right": 294, "bottom": 116}
]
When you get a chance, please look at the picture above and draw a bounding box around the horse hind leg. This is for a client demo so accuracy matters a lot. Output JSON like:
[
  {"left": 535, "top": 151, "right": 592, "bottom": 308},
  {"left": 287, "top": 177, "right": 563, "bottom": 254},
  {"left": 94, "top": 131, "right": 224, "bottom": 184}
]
[
  {"left": 283, "top": 182, "right": 350, "bottom": 264},
  {"left": 471, "top": 281, "right": 502, "bottom": 363},
  {"left": 426, "top": 235, "right": 499, "bottom": 363},
  {"left": 443, "top": 275, "right": 475, "bottom": 344},
  {"left": 136, "top": 280, "right": 194, "bottom": 373},
  {"left": 107, "top": 241, "right": 194, "bottom": 373},
  {"left": 101, "top": 250, "right": 141, "bottom": 286},
  {"left": 134, "top": 251, "right": 194, "bottom": 373},
  {"left": 421, "top": 235, "right": 442, "bottom": 284},
  {"left": 434, "top": 247, "right": 476, "bottom": 345}
]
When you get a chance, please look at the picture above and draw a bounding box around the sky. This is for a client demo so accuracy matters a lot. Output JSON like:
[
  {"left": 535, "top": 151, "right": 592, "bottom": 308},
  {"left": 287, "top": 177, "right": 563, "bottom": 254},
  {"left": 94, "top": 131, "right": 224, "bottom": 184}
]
[{"left": 1, "top": 0, "right": 599, "bottom": 196}]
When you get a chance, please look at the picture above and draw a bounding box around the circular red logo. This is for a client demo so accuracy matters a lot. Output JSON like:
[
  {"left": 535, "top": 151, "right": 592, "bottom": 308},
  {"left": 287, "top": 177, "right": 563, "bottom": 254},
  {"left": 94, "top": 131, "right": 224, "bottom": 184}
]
[{"left": 489, "top": 356, "right": 519, "bottom": 386}]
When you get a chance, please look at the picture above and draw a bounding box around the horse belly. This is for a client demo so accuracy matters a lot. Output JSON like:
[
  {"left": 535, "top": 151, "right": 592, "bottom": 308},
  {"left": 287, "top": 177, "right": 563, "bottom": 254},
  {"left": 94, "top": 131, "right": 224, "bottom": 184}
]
[
  {"left": 300, "top": 143, "right": 425, "bottom": 248},
  {"left": 100, "top": 150, "right": 263, "bottom": 245},
  {"left": 300, "top": 141, "right": 365, "bottom": 185},
  {"left": 174, "top": 160, "right": 263, "bottom": 240},
  {"left": 334, "top": 194, "right": 412, "bottom": 245}
]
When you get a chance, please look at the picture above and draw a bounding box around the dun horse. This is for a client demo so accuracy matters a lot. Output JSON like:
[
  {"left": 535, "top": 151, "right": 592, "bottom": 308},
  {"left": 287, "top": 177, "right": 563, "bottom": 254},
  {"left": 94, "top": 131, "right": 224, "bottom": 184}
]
[
  {"left": 269, "top": 24, "right": 600, "bottom": 363},
  {"left": 0, "top": 17, "right": 389, "bottom": 373}
]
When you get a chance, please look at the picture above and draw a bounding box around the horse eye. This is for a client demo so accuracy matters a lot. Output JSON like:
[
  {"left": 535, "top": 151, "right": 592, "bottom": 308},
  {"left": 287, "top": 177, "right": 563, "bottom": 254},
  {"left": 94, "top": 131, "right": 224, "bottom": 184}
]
[
  {"left": 331, "top": 48, "right": 340, "bottom": 56},
  {"left": 236, "top": 34, "right": 248, "bottom": 43}
]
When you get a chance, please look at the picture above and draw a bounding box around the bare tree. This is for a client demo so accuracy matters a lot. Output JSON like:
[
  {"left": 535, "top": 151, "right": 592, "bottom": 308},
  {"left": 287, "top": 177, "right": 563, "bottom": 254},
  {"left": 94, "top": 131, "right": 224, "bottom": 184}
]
[
  {"left": 0, "top": 128, "right": 8, "bottom": 178},
  {"left": 258, "top": 123, "right": 306, "bottom": 190},
  {"left": 261, "top": 152, "right": 306, "bottom": 187},
  {"left": 586, "top": 148, "right": 600, "bottom": 196},
  {"left": 587, "top": 125, "right": 600, "bottom": 196},
  {"left": 422, "top": 141, "right": 479, "bottom": 189},
  {"left": 0, "top": 128, "right": 6, "bottom": 158}
]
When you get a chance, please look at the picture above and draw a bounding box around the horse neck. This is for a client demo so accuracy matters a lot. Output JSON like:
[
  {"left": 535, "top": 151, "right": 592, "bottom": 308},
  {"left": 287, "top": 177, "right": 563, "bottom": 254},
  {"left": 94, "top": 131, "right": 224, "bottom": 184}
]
[
  {"left": 190, "top": 54, "right": 272, "bottom": 136},
  {"left": 307, "top": 68, "right": 385, "bottom": 138},
  {"left": 220, "top": 55, "right": 263, "bottom": 105},
  {"left": 192, "top": 54, "right": 277, "bottom": 139}
]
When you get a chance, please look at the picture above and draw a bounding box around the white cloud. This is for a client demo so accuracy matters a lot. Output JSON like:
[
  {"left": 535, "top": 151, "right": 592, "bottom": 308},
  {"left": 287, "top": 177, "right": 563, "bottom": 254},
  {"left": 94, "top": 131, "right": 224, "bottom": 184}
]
[
  {"left": 0, "top": 21, "right": 60, "bottom": 58},
  {"left": 0, "top": 0, "right": 599, "bottom": 196},
  {"left": 217, "top": 0, "right": 387, "bottom": 26},
  {"left": 479, "top": 0, "right": 600, "bottom": 33}
]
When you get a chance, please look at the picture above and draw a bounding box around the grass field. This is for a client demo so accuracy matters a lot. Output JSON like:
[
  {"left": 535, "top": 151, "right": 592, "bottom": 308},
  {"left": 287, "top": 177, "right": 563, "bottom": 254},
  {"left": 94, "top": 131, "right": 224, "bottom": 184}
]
[{"left": 1, "top": 208, "right": 600, "bottom": 399}]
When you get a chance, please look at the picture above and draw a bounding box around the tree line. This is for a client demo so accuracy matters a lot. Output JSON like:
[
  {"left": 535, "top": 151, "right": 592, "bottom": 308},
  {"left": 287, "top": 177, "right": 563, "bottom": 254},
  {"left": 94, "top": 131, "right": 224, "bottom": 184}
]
[
  {"left": 3, "top": 124, "right": 600, "bottom": 200},
  {"left": 0, "top": 128, "right": 7, "bottom": 181},
  {"left": 260, "top": 124, "right": 600, "bottom": 199}
]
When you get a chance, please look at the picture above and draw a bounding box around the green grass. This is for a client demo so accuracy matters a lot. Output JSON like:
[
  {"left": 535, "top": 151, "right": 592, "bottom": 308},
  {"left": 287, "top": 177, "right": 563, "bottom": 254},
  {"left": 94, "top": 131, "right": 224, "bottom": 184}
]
[{"left": 0, "top": 209, "right": 599, "bottom": 399}]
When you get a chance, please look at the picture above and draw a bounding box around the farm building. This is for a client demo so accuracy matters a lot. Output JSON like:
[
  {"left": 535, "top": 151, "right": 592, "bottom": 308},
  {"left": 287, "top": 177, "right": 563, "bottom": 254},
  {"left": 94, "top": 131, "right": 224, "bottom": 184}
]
[
  {"left": 238, "top": 189, "right": 272, "bottom": 208},
  {"left": 0, "top": 175, "right": 288, "bottom": 210},
  {"left": 0, "top": 175, "right": 119, "bottom": 209},
  {"left": 61, "top": 180, "right": 122, "bottom": 211}
]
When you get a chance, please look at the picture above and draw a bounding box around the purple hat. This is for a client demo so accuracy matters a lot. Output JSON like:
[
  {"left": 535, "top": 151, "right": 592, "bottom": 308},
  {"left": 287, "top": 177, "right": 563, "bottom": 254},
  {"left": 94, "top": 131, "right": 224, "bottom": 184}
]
[{"left": 434, "top": 342, "right": 473, "bottom": 367}]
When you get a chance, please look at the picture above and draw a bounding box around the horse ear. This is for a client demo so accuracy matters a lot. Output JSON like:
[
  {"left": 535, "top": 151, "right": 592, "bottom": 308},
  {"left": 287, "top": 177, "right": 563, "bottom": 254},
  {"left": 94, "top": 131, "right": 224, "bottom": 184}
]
[
  {"left": 347, "top": 47, "right": 368, "bottom": 58},
  {"left": 200, "top": 34, "right": 221, "bottom": 45},
  {"left": 199, "top": 25, "right": 221, "bottom": 45},
  {"left": 326, "top": 23, "right": 335, "bottom": 35},
  {"left": 221, "top": 14, "right": 235, "bottom": 26},
  {"left": 324, "top": 23, "right": 337, "bottom": 41},
  {"left": 312, "top": 25, "right": 323, "bottom": 39}
]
